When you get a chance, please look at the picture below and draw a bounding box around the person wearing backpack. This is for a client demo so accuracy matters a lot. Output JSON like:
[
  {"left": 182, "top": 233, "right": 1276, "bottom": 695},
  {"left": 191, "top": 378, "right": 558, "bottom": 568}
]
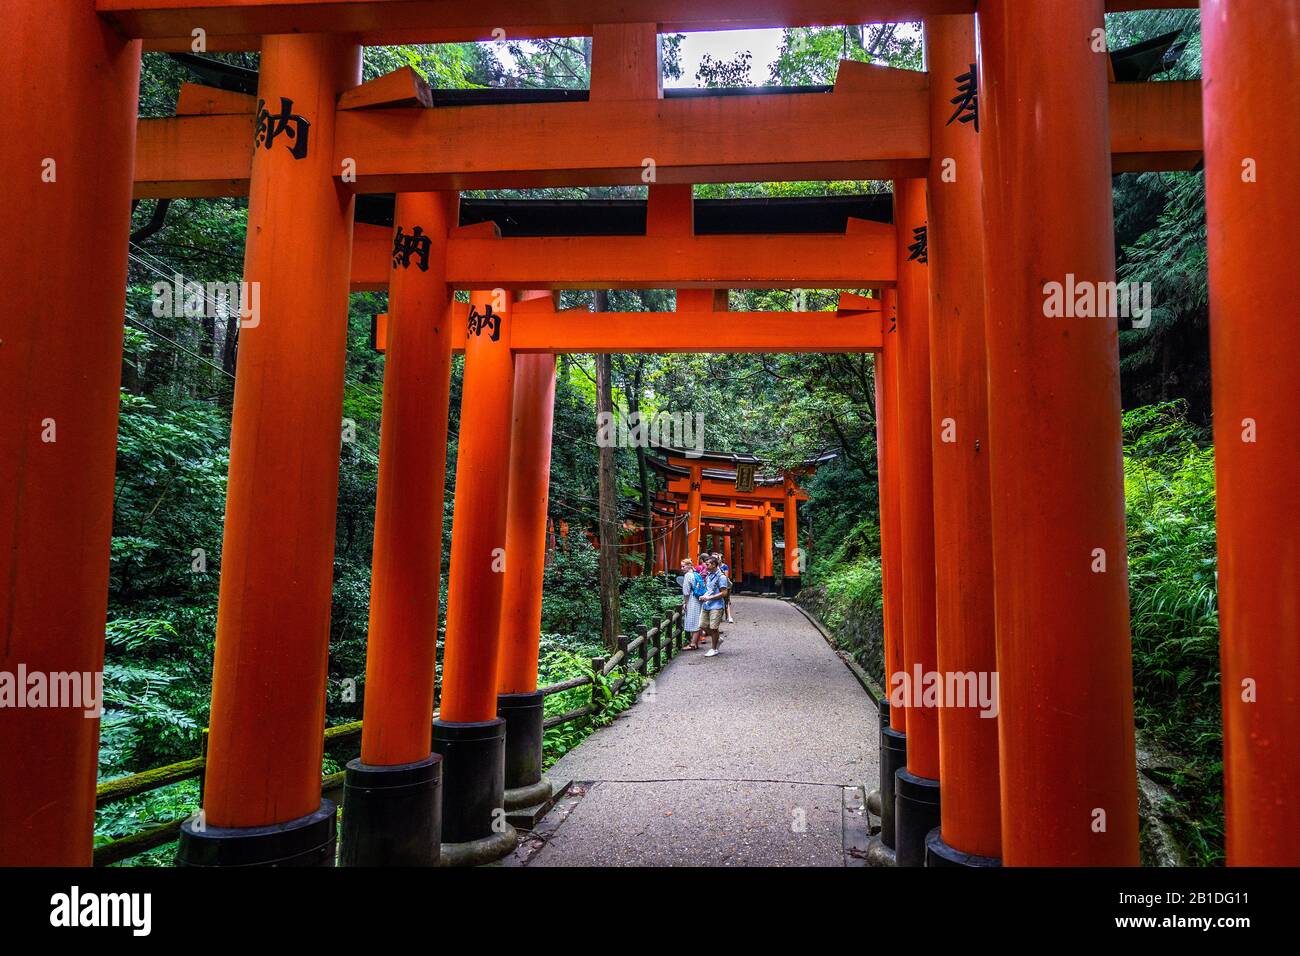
[
  {"left": 699, "top": 556, "right": 731, "bottom": 658},
  {"left": 679, "top": 558, "right": 704, "bottom": 650}
]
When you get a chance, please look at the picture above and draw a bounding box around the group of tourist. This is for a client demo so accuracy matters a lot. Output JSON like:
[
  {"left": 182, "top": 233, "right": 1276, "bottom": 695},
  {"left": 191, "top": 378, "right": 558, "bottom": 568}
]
[{"left": 678, "top": 552, "right": 734, "bottom": 658}]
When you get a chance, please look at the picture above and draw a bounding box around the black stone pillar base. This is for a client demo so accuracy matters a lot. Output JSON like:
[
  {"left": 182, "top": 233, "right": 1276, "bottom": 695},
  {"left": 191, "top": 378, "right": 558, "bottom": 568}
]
[
  {"left": 865, "top": 837, "right": 898, "bottom": 867},
  {"left": 431, "top": 717, "right": 515, "bottom": 865},
  {"left": 879, "top": 700, "right": 906, "bottom": 850},
  {"left": 504, "top": 778, "right": 553, "bottom": 811},
  {"left": 925, "top": 828, "right": 1002, "bottom": 868},
  {"left": 782, "top": 576, "right": 801, "bottom": 596},
  {"left": 338, "top": 755, "right": 441, "bottom": 866},
  {"left": 498, "top": 690, "right": 544, "bottom": 792},
  {"left": 760, "top": 576, "right": 775, "bottom": 593},
  {"left": 894, "top": 768, "right": 941, "bottom": 867},
  {"left": 438, "top": 827, "right": 519, "bottom": 867},
  {"left": 177, "top": 801, "right": 337, "bottom": 867}
]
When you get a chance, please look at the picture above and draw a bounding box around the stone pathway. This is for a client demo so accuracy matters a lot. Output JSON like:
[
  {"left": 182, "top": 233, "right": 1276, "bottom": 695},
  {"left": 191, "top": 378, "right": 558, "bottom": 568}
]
[{"left": 520, "top": 596, "right": 878, "bottom": 866}]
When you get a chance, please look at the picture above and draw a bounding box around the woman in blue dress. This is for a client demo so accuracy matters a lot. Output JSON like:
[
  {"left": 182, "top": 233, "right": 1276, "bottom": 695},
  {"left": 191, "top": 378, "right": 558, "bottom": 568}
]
[{"left": 679, "top": 557, "right": 704, "bottom": 649}]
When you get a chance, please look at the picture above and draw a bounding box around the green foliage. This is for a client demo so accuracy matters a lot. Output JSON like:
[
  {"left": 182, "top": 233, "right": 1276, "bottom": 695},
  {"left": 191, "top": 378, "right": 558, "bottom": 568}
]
[
  {"left": 538, "top": 636, "right": 650, "bottom": 768},
  {"left": 541, "top": 538, "right": 603, "bottom": 637},
  {"left": 364, "top": 43, "right": 481, "bottom": 86},
  {"left": 799, "top": 554, "right": 885, "bottom": 687},
  {"left": 1123, "top": 401, "right": 1222, "bottom": 864},
  {"left": 696, "top": 50, "right": 753, "bottom": 88},
  {"left": 768, "top": 23, "right": 922, "bottom": 84}
]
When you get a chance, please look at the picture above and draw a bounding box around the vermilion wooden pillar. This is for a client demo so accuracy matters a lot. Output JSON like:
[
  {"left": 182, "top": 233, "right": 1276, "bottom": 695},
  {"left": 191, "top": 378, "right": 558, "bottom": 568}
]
[
  {"left": 686, "top": 464, "right": 703, "bottom": 560},
  {"left": 496, "top": 345, "right": 559, "bottom": 813},
  {"left": 745, "top": 519, "right": 760, "bottom": 586},
  {"left": 892, "top": 177, "right": 941, "bottom": 866},
  {"left": 782, "top": 477, "right": 801, "bottom": 595},
  {"left": 978, "top": 0, "right": 1138, "bottom": 865},
  {"left": 923, "top": 13, "right": 1001, "bottom": 867},
  {"left": 760, "top": 504, "right": 775, "bottom": 592},
  {"left": 339, "top": 192, "right": 457, "bottom": 866},
  {"left": 0, "top": 1, "right": 140, "bottom": 866},
  {"left": 360, "top": 192, "right": 457, "bottom": 766},
  {"left": 877, "top": 292, "right": 906, "bottom": 736},
  {"left": 434, "top": 287, "right": 518, "bottom": 862},
  {"left": 875, "top": 289, "right": 908, "bottom": 852},
  {"left": 180, "top": 34, "right": 361, "bottom": 868},
  {"left": 1202, "top": 0, "right": 1300, "bottom": 867}
]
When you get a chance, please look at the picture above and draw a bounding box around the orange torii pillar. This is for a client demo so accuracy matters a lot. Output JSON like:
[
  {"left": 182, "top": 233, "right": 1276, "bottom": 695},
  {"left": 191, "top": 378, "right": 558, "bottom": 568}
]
[
  {"left": 782, "top": 477, "right": 802, "bottom": 596},
  {"left": 496, "top": 344, "right": 559, "bottom": 821},
  {"left": 922, "top": 13, "right": 1001, "bottom": 868},
  {"left": 338, "top": 192, "right": 457, "bottom": 867},
  {"left": 653, "top": 517, "right": 666, "bottom": 574},
  {"left": 978, "top": 0, "right": 1138, "bottom": 865},
  {"left": 0, "top": 2, "right": 139, "bottom": 866},
  {"left": 177, "top": 35, "right": 360, "bottom": 868},
  {"left": 875, "top": 289, "right": 908, "bottom": 852},
  {"left": 760, "top": 504, "right": 776, "bottom": 593},
  {"left": 435, "top": 288, "right": 519, "bottom": 865},
  {"left": 1203, "top": 0, "right": 1300, "bottom": 867},
  {"left": 744, "top": 519, "right": 761, "bottom": 590},
  {"left": 686, "top": 464, "right": 703, "bottom": 561},
  {"left": 722, "top": 530, "right": 733, "bottom": 573},
  {"left": 891, "top": 177, "right": 941, "bottom": 866}
]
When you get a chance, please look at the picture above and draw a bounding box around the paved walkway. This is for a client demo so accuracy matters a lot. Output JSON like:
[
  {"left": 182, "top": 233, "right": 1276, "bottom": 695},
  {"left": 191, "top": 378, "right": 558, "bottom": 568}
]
[{"left": 520, "top": 596, "right": 879, "bottom": 866}]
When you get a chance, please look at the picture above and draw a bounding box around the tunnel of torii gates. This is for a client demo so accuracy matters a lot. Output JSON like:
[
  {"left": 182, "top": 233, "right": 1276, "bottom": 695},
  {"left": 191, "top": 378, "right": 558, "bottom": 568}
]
[
  {"left": 638, "top": 450, "right": 830, "bottom": 597},
  {"left": 1, "top": 0, "right": 1296, "bottom": 870}
]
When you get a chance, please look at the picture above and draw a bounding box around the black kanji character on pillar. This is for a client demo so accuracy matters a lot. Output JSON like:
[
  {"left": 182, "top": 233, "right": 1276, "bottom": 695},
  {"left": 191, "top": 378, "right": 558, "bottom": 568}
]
[
  {"left": 392, "top": 226, "right": 432, "bottom": 271},
  {"left": 467, "top": 303, "right": 501, "bottom": 342},
  {"left": 908, "top": 224, "right": 928, "bottom": 265},
  {"left": 946, "top": 63, "right": 979, "bottom": 133},
  {"left": 255, "top": 97, "right": 311, "bottom": 160}
]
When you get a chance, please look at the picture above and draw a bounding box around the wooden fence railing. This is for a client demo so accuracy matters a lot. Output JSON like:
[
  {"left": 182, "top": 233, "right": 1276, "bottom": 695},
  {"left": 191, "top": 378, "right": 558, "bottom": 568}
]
[{"left": 93, "top": 608, "right": 685, "bottom": 866}]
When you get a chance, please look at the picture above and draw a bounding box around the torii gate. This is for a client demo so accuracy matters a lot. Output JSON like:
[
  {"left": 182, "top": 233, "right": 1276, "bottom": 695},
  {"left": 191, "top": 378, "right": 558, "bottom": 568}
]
[
  {"left": 4, "top": 0, "right": 1297, "bottom": 873},
  {"left": 649, "top": 450, "right": 826, "bottom": 595}
]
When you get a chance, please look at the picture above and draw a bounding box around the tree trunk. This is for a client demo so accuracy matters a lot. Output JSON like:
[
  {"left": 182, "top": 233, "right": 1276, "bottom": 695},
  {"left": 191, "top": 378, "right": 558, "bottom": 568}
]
[
  {"left": 594, "top": 290, "right": 621, "bottom": 652},
  {"left": 624, "top": 358, "right": 656, "bottom": 576}
]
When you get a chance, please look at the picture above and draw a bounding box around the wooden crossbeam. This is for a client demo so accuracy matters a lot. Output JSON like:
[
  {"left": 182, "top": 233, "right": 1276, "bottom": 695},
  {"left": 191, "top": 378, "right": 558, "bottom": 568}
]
[
  {"left": 449, "top": 223, "right": 894, "bottom": 289},
  {"left": 350, "top": 221, "right": 895, "bottom": 291},
  {"left": 661, "top": 492, "right": 784, "bottom": 518},
  {"left": 97, "top": 1, "right": 1195, "bottom": 49},
  {"left": 133, "top": 77, "right": 1203, "bottom": 198},
  {"left": 665, "top": 478, "right": 808, "bottom": 502},
  {"left": 507, "top": 309, "right": 883, "bottom": 352},
  {"left": 453, "top": 301, "right": 882, "bottom": 352},
  {"left": 698, "top": 503, "right": 782, "bottom": 520},
  {"left": 371, "top": 297, "right": 880, "bottom": 354}
]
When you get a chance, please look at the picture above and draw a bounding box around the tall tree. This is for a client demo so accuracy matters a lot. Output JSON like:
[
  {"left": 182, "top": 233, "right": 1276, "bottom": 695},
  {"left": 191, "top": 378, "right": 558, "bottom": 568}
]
[
  {"left": 594, "top": 291, "right": 621, "bottom": 651},
  {"left": 620, "top": 353, "right": 656, "bottom": 575}
]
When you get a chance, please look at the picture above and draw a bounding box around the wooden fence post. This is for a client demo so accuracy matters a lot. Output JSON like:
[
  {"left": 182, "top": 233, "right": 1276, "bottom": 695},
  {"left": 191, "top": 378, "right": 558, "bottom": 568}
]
[
  {"left": 653, "top": 625, "right": 662, "bottom": 672},
  {"left": 618, "top": 633, "right": 630, "bottom": 675},
  {"left": 637, "top": 624, "right": 650, "bottom": 674},
  {"left": 591, "top": 656, "right": 605, "bottom": 717}
]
